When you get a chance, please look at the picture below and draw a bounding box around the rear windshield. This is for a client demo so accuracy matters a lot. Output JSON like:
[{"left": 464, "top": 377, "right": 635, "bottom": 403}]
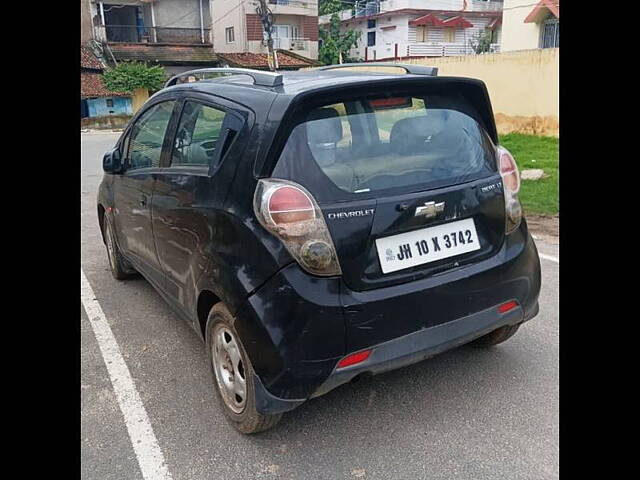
[{"left": 272, "top": 94, "right": 497, "bottom": 201}]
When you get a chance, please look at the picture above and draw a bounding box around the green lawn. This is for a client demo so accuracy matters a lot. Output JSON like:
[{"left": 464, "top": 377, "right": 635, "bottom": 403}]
[{"left": 499, "top": 133, "right": 559, "bottom": 215}]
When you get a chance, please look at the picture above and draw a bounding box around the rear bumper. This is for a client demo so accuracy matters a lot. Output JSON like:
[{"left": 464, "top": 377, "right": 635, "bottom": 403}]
[
  {"left": 243, "top": 223, "right": 541, "bottom": 414},
  {"left": 312, "top": 300, "right": 537, "bottom": 399},
  {"left": 252, "top": 300, "right": 538, "bottom": 414}
]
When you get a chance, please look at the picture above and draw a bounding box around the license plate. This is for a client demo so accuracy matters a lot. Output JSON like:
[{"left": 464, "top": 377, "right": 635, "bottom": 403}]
[{"left": 375, "top": 218, "right": 481, "bottom": 274}]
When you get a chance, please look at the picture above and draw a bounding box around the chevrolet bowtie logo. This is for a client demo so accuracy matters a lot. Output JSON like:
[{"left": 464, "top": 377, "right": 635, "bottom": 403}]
[{"left": 414, "top": 201, "right": 445, "bottom": 218}]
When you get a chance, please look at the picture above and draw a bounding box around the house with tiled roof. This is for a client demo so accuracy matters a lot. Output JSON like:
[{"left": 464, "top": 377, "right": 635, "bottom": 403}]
[
  {"left": 319, "top": 0, "right": 503, "bottom": 61},
  {"left": 81, "top": 44, "right": 133, "bottom": 119},
  {"left": 84, "top": 0, "right": 220, "bottom": 76},
  {"left": 217, "top": 50, "right": 320, "bottom": 70},
  {"left": 501, "top": 0, "right": 558, "bottom": 52}
]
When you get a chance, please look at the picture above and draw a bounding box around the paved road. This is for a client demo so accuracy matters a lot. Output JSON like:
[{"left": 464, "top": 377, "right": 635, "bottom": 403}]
[{"left": 81, "top": 132, "right": 559, "bottom": 480}]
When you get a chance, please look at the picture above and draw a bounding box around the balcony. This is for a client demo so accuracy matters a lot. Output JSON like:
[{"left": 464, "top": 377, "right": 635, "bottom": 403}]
[
  {"left": 407, "top": 42, "right": 500, "bottom": 56},
  {"left": 100, "top": 25, "right": 211, "bottom": 45},
  {"left": 266, "top": 0, "right": 317, "bottom": 14},
  {"left": 272, "top": 37, "right": 311, "bottom": 52}
]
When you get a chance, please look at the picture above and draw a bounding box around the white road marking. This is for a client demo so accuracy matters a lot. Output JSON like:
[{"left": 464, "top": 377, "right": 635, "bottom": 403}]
[
  {"left": 539, "top": 253, "right": 559, "bottom": 264},
  {"left": 81, "top": 269, "right": 173, "bottom": 480}
]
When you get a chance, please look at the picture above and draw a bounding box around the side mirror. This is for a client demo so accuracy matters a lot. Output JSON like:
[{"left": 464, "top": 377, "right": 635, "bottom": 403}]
[{"left": 103, "top": 148, "right": 124, "bottom": 174}]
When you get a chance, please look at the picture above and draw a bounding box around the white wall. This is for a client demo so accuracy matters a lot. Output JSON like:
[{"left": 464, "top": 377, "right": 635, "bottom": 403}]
[
  {"left": 212, "top": 0, "right": 318, "bottom": 59},
  {"left": 211, "top": 0, "right": 249, "bottom": 53},
  {"left": 379, "top": 0, "right": 503, "bottom": 12},
  {"left": 501, "top": 0, "right": 541, "bottom": 51}
]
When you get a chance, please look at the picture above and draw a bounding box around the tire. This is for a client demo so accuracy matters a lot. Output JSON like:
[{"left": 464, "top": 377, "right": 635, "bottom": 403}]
[
  {"left": 471, "top": 323, "right": 521, "bottom": 347},
  {"left": 103, "top": 215, "right": 137, "bottom": 280},
  {"left": 206, "top": 303, "right": 282, "bottom": 434}
]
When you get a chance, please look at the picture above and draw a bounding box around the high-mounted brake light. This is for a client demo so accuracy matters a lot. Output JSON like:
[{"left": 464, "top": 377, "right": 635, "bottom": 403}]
[
  {"left": 336, "top": 350, "right": 372, "bottom": 369},
  {"left": 254, "top": 179, "right": 342, "bottom": 276},
  {"left": 497, "top": 145, "right": 523, "bottom": 234}
]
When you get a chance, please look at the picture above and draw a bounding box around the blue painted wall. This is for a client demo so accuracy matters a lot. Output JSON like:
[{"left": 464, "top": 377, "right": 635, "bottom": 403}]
[{"left": 86, "top": 97, "right": 132, "bottom": 117}]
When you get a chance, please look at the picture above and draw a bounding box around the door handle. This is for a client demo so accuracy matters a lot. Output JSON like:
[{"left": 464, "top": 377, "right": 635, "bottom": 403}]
[{"left": 139, "top": 194, "right": 148, "bottom": 207}]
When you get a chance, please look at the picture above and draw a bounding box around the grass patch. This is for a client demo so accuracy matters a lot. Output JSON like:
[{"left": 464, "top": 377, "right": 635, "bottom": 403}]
[{"left": 499, "top": 133, "right": 559, "bottom": 215}]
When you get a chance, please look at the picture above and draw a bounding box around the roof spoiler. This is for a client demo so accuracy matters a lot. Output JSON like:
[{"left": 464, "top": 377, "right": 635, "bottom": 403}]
[
  {"left": 314, "top": 63, "right": 438, "bottom": 76},
  {"left": 164, "top": 67, "right": 284, "bottom": 88}
]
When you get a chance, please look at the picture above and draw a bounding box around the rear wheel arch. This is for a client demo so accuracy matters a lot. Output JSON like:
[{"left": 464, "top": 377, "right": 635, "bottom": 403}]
[
  {"left": 197, "top": 289, "right": 221, "bottom": 340},
  {"left": 195, "top": 280, "right": 283, "bottom": 386},
  {"left": 97, "top": 204, "right": 106, "bottom": 244}
]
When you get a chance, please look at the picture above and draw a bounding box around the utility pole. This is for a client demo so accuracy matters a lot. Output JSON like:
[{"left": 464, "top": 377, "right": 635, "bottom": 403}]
[{"left": 255, "top": 0, "right": 278, "bottom": 71}]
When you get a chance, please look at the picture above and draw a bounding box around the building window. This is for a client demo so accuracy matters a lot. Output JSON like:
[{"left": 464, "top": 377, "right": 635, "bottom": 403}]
[
  {"left": 225, "top": 26, "right": 235, "bottom": 43},
  {"left": 417, "top": 26, "right": 428, "bottom": 42},
  {"left": 367, "top": 31, "right": 376, "bottom": 46},
  {"left": 106, "top": 98, "right": 114, "bottom": 107},
  {"left": 368, "top": 19, "right": 376, "bottom": 29},
  {"left": 444, "top": 28, "right": 455, "bottom": 43},
  {"left": 540, "top": 18, "right": 559, "bottom": 48}
]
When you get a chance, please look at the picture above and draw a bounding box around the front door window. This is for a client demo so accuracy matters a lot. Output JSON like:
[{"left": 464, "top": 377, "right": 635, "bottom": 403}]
[{"left": 127, "top": 101, "right": 175, "bottom": 170}]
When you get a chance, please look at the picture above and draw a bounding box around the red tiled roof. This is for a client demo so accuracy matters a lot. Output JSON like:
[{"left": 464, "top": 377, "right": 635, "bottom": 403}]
[
  {"left": 524, "top": 0, "right": 559, "bottom": 23},
  {"left": 409, "top": 13, "right": 445, "bottom": 27},
  {"left": 216, "top": 51, "right": 320, "bottom": 70},
  {"left": 81, "top": 45, "right": 104, "bottom": 70},
  {"left": 324, "top": 8, "right": 500, "bottom": 25},
  {"left": 441, "top": 16, "right": 474, "bottom": 28},
  {"left": 81, "top": 71, "right": 128, "bottom": 98},
  {"left": 108, "top": 43, "right": 217, "bottom": 64}
]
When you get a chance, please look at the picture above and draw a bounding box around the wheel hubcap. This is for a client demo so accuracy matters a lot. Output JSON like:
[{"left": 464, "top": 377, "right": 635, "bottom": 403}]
[{"left": 212, "top": 326, "right": 246, "bottom": 413}]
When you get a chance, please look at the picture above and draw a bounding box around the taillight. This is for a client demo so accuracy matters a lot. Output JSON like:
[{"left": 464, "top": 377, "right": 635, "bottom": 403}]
[
  {"left": 497, "top": 145, "right": 522, "bottom": 234},
  {"left": 254, "top": 178, "right": 342, "bottom": 276},
  {"left": 267, "top": 186, "right": 315, "bottom": 224}
]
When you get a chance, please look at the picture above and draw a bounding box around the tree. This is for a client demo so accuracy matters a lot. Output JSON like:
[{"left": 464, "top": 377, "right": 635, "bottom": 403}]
[
  {"left": 319, "top": 13, "right": 361, "bottom": 65},
  {"left": 469, "top": 30, "right": 494, "bottom": 54},
  {"left": 102, "top": 61, "right": 167, "bottom": 94},
  {"left": 319, "top": 0, "right": 350, "bottom": 15}
]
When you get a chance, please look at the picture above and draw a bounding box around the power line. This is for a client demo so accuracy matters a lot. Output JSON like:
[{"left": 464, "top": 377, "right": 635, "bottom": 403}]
[{"left": 208, "top": 1, "right": 246, "bottom": 28}]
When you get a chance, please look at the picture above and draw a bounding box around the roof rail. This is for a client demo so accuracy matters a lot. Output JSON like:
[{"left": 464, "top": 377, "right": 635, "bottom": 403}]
[
  {"left": 315, "top": 63, "right": 438, "bottom": 76},
  {"left": 164, "top": 68, "right": 284, "bottom": 88}
]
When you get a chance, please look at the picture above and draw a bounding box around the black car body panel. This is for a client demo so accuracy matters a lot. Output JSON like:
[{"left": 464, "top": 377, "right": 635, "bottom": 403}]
[{"left": 97, "top": 68, "right": 542, "bottom": 417}]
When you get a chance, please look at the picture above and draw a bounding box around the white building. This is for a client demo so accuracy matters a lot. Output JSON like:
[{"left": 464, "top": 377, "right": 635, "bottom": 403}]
[
  {"left": 319, "top": 0, "right": 503, "bottom": 61},
  {"left": 501, "top": 0, "right": 558, "bottom": 52},
  {"left": 211, "top": 0, "right": 319, "bottom": 61}
]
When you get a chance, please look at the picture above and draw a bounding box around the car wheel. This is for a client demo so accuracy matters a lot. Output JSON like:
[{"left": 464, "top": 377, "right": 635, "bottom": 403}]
[
  {"left": 103, "top": 215, "right": 137, "bottom": 280},
  {"left": 471, "top": 323, "right": 521, "bottom": 347},
  {"left": 206, "top": 302, "right": 282, "bottom": 434}
]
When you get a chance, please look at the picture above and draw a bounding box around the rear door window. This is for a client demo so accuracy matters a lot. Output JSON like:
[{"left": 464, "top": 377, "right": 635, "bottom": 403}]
[
  {"left": 273, "top": 95, "right": 497, "bottom": 200},
  {"left": 171, "top": 101, "right": 227, "bottom": 167}
]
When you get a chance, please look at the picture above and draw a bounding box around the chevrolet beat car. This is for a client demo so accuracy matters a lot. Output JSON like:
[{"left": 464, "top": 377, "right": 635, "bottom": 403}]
[{"left": 98, "top": 64, "right": 541, "bottom": 433}]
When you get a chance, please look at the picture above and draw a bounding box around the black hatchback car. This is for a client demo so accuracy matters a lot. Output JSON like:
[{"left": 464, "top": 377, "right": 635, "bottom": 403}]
[{"left": 98, "top": 64, "right": 541, "bottom": 433}]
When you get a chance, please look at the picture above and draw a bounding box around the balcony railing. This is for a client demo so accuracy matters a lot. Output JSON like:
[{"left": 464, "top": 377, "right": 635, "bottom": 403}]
[
  {"left": 355, "top": 0, "right": 380, "bottom": 17},
  {"left": 407, "top": 42, "right": 500, "bottom": 57},
  {"left": 272, "top": 37, "right": 311, "bottom": 51},
  {"left": 102, "top": 25, "right": 211, "bottom": 44},
  {"left": 268, "top": 0, "right": 315, "bottom": 9}
]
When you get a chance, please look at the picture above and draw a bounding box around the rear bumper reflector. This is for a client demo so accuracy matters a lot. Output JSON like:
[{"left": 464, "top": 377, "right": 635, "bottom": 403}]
[
  {"left": 336, "top": 350, "right": 372, "bottom": 369},
  {"left": 498, "top": 300, "right": 519, "bottom": 314}
]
